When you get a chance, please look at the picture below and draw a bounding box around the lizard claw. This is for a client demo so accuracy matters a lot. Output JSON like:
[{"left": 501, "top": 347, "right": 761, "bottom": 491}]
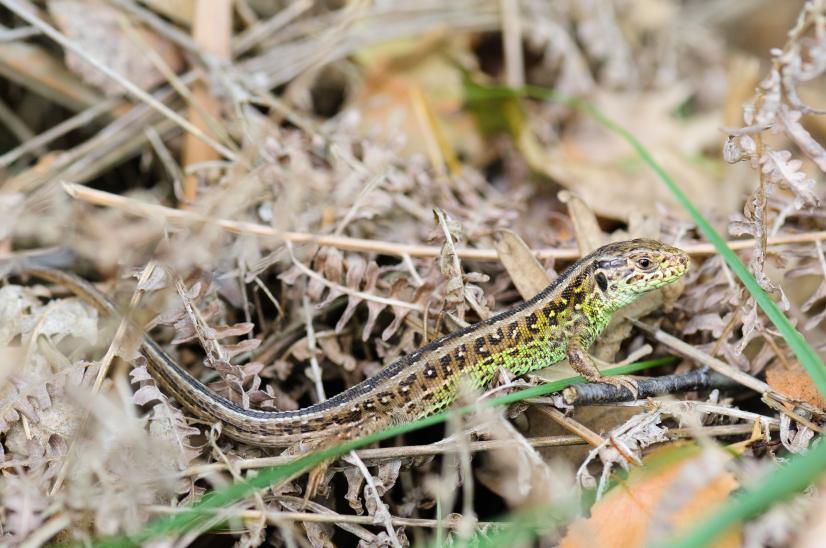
[{"left": 599, "top": 375, "right": 640, "bottom": 399}]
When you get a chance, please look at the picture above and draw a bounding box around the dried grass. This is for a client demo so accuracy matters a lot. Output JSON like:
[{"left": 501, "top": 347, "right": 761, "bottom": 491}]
[{"left": 1, "top": 0, "right": 825, "bottom": 546}]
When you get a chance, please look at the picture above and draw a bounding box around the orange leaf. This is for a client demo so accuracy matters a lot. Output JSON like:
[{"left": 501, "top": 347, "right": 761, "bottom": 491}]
[{"left": 561, "top": 446, "right": 740, "bottom": 548}]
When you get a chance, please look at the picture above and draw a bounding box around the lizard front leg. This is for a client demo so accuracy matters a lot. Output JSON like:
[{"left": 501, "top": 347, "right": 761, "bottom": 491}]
[{"left": 566, "top": 336, "right": 640, "bottom": 397}]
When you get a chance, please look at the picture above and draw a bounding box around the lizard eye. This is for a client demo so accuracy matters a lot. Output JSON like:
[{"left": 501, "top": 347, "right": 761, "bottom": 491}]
[{"left": 636, "top": 257, "right": 652, "bottom": 269}]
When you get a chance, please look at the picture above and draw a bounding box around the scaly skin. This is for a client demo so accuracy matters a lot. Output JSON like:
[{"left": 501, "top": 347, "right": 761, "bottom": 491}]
[{"left": 13, "top": 239, "right": 689, "bottom": 447}]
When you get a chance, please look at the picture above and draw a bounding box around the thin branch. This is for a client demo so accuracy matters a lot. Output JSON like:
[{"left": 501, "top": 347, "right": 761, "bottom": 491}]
[
  {"left": 233, "top": 0, "right": 314, "bottom": 56},
  {"left": 302, "top": 295, "right": 327, "bottom": 401},
  {"left": 64, "top": 183, "right": 826, "bottom": 261},
  {"left": 299, "top": 291, "right": 401, "bottom": 548},
  {"left": 148, "top": 504, "right": 496, "bottom": 530}
]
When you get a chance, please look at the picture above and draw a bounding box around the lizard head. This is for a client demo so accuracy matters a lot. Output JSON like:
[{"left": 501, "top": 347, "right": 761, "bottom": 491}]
[{"left": 591, "top": 239, "right": 689, "bottom": 310}]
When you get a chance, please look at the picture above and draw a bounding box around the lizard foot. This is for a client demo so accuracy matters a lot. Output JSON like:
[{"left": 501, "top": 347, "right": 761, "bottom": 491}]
[
  {"left": 595, "top": 375, "right": 640, "bottom": 399},
  {"left": 303, "top": 460, "right": 331, "bottom": 507}
]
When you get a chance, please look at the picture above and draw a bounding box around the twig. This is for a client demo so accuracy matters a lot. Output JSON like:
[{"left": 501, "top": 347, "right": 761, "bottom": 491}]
[
  {"left": 0, "top": 95, "right": 37, "bottom": 145},
  {"left": 0, "top": 24, "right": 40, "bottom": 41},
  {"left": 655, "top": 399, "right": 780, "bottom": 426},
  {"left": 761, "top": 395, "right": 824, "bottom": 433},
  {"left": 233, "top": 0, "right": 313, "bottom": 56},
  {"left": 63, "top": 183, "right": 826, "bottom": 261},
  {"left": 302, "top": 295, "right": 326, "bottom": 401},
  {"left": 628, "top": 318, "right": 773, "bottom": 395},
  {"left": 561, "top": 369, "right": 741, "bottom": 405},
  {"left": 19, "top": 513, "right": 71, "bottom": 548},
  {"left": 108, "top": 0, "right": 201, "bottom": 55},
  {"left": 278, "top": 497, "right": 377, "bottom": 543},
  {"left": 632, "top": 319, "right": 825, "bottom": 420},
  {"left": 530, "top": 405, "right": 605, "bottom": 446},
  {"left": 148, "top": 504, "right": 496, "bottom": 530},
  {"left": 342, "top": 452, "right": 403, "bottom": 548},
  {"left": 145, "top": 127, "right": 185, "bottom": 198},
  {"left": 500, "top": 0, "right": 524, "bottom": 87}
]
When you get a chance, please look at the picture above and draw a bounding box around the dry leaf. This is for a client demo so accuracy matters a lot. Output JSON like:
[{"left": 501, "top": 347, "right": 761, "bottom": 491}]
[
  {"left": 765, "top": 361, "right": 826, "bottom": 411},
  {"left": 494, "top": 228, "right": 551, "bottom": 299},
  {"left": 562, "top": 446, "right": 740, "bottom": 548},
  {"left": 350, "top": 33, "right": 483, "bottom": 161}
]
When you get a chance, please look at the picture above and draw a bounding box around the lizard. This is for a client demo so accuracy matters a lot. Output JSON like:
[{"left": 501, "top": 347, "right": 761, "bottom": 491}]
[{"left": 9, "top": 238, "right": 688, "bottom": 454}]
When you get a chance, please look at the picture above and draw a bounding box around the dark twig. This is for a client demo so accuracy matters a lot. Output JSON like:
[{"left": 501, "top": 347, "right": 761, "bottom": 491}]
[{"left": 562, "top": 369, "right": 740, "bottom": 405}]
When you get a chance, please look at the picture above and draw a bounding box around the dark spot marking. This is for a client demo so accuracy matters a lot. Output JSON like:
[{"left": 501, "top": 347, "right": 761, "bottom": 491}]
[
  {"left": 544, "top": 297, "right": 567, "bottom": 318},
  {"left": 475, "top": 337, "right": 489, "bottom": 356},
  {"left": 425, "top": 366, "right": 437, "bottom": 378},
  {"left": 422, "top": 391, "right": 435, "bottom": 401},
  {"left": 595, "top": 272, "right": 608, "bottom": 292},
  {"left": 346, "top": 410, "right": 362, "bottom": 423},
  {"left": 508, "top": 322, "right": 521, "bottom": 342},
  {"left": 400, "top": 372, "right": 417, "bottom": 386},
  {"left": 439, "top": 354, "right": 452, "bottom": 375}
]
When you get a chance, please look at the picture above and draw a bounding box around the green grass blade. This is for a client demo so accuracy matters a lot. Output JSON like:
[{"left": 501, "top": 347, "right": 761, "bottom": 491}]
[{"left": 102, "top": 358, "right": 674, "bottom": 546}]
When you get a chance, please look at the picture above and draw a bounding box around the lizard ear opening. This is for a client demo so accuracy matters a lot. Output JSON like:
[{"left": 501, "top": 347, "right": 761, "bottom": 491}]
[{"left": 595, "top": 271, "right": 608, "bottom": 292}]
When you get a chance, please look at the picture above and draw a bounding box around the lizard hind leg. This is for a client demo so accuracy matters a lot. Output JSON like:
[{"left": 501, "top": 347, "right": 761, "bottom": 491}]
[
  {"left": 299, "top": 425, "right": 362, "bottom": 504},
  {"left": 278, "top": 438, "right": 333, "bottom": 505},
  {"left": 303, "top": 459, "right": 332, "bottom": 506}
]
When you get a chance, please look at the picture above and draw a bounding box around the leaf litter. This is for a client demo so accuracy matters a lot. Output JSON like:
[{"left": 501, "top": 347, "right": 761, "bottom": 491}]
[{"left": 1, "top": 0, "right": 826, "bottom": 546}]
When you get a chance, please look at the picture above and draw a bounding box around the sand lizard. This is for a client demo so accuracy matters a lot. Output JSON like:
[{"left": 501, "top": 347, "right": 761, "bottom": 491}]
[{"left": 10, "top": 239, "right": 688, "bottom": 448}]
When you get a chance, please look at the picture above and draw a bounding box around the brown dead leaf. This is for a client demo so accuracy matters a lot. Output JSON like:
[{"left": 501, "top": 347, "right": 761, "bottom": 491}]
[
  {"left": 494, "top": 228, "right": 551, "bottom": 300},
  {"left": 350, "top": 33, "right": 484, "bottom": 162},
  {"left": 766, "top": 360, "right": 826, "bottom": 410},
  {"left": 558, "top": 190, "right": 605, "bottom": 254},
  {"left": 525, "top": 89, "right": 740, "bottom": 221},
  {"left": 561, "top": 446, "right": 740, "bottom": 548}
]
